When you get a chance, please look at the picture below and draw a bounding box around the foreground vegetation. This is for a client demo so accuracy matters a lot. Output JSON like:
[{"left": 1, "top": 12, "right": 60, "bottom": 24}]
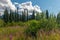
[
  {"left": 0, "top": 26, "right": 60, "bottom": 40},
  {"left": 0, "top": 8, "right": 60, "bottom": 40},
  {"left": 0, "top": 19, "right": 60, "bottom": 40}
]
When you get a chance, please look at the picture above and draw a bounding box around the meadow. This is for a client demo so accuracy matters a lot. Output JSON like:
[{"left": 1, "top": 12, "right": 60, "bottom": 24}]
[
  {"left": 0, "top": 8, "right": 60, "bottom": 40},
  {"left": 0, "top": 19, "right": 60, "bottom": 40}
]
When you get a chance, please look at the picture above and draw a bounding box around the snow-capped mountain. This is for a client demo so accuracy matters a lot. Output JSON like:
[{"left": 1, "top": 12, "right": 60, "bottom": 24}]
[
  {"left": 14, "top": 1, "right": 42, "bottom": 15},
  {"left": 0, "top": 0, "right": 42, "bottom": 16}
]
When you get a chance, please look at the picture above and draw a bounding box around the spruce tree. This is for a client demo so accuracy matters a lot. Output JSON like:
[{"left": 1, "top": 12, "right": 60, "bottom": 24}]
[
  {"left": 27, "top": 9, "right": 28, "bottom": 21},
  {"left": 9, "top": 10, "right": 15, "bottom": 22},
  {"left": 16, "top": 7, "right": 19, "bottom": 22},
  {"left": 3, "top": 8, "right": 9, "bottom": 23},
  {"left": 14, "top": 10, "right": 18, "bottom": 22},
  {"left": 46, "top": 10, "right": 49, "bottom": 19},
  {"left": 32, "top": 10, "right": 35, "bottom": 19},
  {"left": 9, "top": 10, "right": 13, "bottom": 22},
  {"left": 22, "top": 11, "right": 25, "bottom": 22},
  {"left": 57, "top": 12, "right": 60, "bottom": 24},
  {"left": 14, "top": 7, "right": 19, "bottom": 22}
]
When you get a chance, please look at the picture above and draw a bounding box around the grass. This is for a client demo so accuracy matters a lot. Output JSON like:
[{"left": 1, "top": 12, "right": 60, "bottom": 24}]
[
  {"left": 37, "top": 29, "right": 60, "bottom": 40},
  {"left": 0, "top": 26, "right": 26, "bottom": 40},
  {"left": 0, "top": 20, "right": 60, "bottom": 40},
  {"left": 0, "top": 26, "right": 60, "bottom": 40}
]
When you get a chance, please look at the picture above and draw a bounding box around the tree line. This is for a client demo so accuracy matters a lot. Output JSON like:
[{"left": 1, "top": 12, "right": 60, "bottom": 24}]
[
  {"left": 3, "top": 8, "right": 36, "bottom": 23},
  {"left": 2, "top": 8, "right": 60, "bottom": 24}
]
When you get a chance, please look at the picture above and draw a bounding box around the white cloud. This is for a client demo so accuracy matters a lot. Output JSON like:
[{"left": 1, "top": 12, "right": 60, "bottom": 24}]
[
  {"left": 0, "top": 1, "right": 42, "bottom": 15},
  {"left": 34, "top": 5, "right": 42, "bottom": 12},
  {"left": 19, "top": 1, "right": 33, "bottom": 11},
  {"left": 0, "top": 0, "right": 16, "bottom": 15},
  {"left": 0, "top": 0, "right": 41, "bottom": 12},
  {"left": 0, "top": 0, "right": 16, "bottom": 11},
  {"left": 14, "top": 1, "right": 42, "bottom": 13}
]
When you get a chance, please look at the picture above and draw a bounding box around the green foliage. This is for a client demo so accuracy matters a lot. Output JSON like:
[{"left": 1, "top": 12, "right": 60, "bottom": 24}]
[
  {"left": 16, "top": 22, "right": 25, "bottom": 26},
  {"left": 22, "top": 11, "right": 26, "bottom": 22},
  {"left": 40, "top": 12, "right": 46, "bottom": 19},
  {"left": 1, "top": 9, "right": 60, "bottom": 40},
  {"left": 46, "top": 10, "right": 49, "bottom": 19},
  {"left": 6, "top": 22, "right": 16, "bottom": 26},
  {"left": 39, "top": 18, "right": 57, "bottom": 31},
  {"left": 5, "top": 21, "right": 26, "bottom": 27},
  {"left": 36, "top": 13, "right": 41, "bottom": 20},
  {"left": 9, "top": 10, "right": 15, "bottom": 22},
  {"left": 25, "top": 20, "right": 39, "bottom": 37},
  {"left": 2, "top": 8, "right": 60, "bottom": 39},
  {"left": 0, "top": 19, "right": 5, "bottom": 27},
  {"left": 57, "top": 12, "right": 60, "bottom": 24},
  {"left": 3, "top": 8, "right": 9, "bottom": 23},
  {"left": 32, "top": 10, "right": 35, "bottom": 19},
  {"left": 25, "top": 17, "right": 57, "bottom": 37}
]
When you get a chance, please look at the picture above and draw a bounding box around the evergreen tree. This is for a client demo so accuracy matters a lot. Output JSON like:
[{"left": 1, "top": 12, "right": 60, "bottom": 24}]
[
  {"left": 14, "top": 10, "right": 16, "bottom": 22},
  {"left": 9, "top": 10, "right": 14, "bottom": 22},
  {"left": 57, "top": 12, "right": 60, "bottom": 24},
  {"left": 9, "top": 10, "right": 12, "bottom": 22},
  {"left": 32, "top": 10, "right": 35, "bottom": 19},
  {"left": 14, "top": 7, "right": 19, "bottom": 22},
  {"left": 3, "top": 8, "right": 9, "bottom": 23},
  {"left": 36, "top": 13, "right": 40, "bottom": 20},
  {"left": 19, "top": 14, "right": 22, "bottom": 21},
  {"left": 21, "top": 9, "right": 28, "bottom": 22},
  {"left": 41, "top": 12, "right": 44, "bottom": 19},
  {"left": 14, "top": 10, "right": 19, "bottom": 22},
  {"left": 16, "top": 7, "right": 19, "bottom": 22},
  {"left": 27, "top": 9, "right": 28, "bottom": 21},
  {"left": 22, "top": 11, "right": 25, "bottom": 22},
  {"left": 46, "top": 10, "right": 49, "bottom": 19}
]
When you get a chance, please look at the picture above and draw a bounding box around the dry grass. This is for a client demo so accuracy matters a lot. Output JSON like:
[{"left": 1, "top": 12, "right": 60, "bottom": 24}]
[{"left": 0, "top": 26, "right": 60, "bottom": 40}]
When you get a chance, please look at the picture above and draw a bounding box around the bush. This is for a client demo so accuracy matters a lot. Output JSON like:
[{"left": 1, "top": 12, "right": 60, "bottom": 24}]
[
  {"left": 38, "top": 18, "right": 57, "bottom": 31},
  {"left": 25, "top": 20, "right": 39, "bottom": 37},
  {"left": 5, "top": 21, "right": 26, "bottom": 27},
  {"left": 17, "top": 22, "right": 25, "bottom": 26},
  {"left": 0, "top": 19, "right": 5, "bottom": 27},
  {"left": 25, "top": 18, "right": 58, "bottom": 37},
  {"left": 6, "top": 22, "right": 16, "bottom": 27}
]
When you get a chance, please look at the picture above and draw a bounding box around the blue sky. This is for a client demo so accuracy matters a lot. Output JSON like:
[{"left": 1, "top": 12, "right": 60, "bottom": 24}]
[{"left": 11, "top": 0, "right": 60, "bottom": 15}]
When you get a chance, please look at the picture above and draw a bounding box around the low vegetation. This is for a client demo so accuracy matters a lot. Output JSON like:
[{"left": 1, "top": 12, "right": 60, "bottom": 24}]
[{"left": 0, "top": 9, "right": 60, "bottom": 40}]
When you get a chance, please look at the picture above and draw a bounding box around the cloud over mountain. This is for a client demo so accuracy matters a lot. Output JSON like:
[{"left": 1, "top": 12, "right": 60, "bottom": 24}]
[
  {"left": 0, "top": 0, "right": 42, "bottom": 16},
  {"left": 14, "top": 1, "right": 42, "bottom": 13},
  {"left": 0, "top": 0, "right": 16, "bottom": 11}
]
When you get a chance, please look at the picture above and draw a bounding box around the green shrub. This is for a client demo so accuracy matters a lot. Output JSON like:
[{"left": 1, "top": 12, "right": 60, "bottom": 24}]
[
  {"left": 6, "top": 22, "right": 16, "bottom": 27},
  {"left": 57, "top": 24, "right": 60, "bottom": 29},
  {"left": 25, "top": 20, "right": 39, "bottom": 37},
  {"left": 17, "top": 22, "right": 25, "bottom": 26},
  {"left": 0, "top": 19, "right": 5, "bottom": 27},
  {"left": 39, "top": 18, "right": 57, "bottom": 31},
  {"left": 25, "top": 18, "right": 58, "bottom": 37}
]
